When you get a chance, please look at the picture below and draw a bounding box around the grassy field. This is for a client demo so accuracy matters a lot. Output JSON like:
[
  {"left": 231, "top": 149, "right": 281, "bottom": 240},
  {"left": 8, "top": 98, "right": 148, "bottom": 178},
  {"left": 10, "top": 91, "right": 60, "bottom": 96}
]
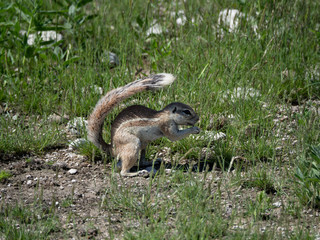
[{"left": 1, "top": 0, "right": 320, "bottom": 239}]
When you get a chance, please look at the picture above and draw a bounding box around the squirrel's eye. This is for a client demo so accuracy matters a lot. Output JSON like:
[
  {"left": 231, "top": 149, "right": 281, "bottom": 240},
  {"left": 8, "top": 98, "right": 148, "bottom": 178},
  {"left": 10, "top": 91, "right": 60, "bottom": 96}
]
[{"left": 183, "top": 110, "right": 191, "bottom": 115}]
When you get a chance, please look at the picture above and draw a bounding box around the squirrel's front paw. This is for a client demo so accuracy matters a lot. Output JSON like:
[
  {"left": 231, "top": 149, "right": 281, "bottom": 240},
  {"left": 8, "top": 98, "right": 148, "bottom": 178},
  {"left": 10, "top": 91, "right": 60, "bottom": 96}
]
[{"left": 192, "top": 126, "right": 200, "bottom": 134}]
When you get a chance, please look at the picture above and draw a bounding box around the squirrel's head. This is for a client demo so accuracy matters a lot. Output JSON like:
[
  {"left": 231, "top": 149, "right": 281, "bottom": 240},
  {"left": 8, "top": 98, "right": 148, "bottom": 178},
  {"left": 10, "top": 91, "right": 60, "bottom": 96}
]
[{"left": 164, "top": 102, "right": 199, "bottom": 126}]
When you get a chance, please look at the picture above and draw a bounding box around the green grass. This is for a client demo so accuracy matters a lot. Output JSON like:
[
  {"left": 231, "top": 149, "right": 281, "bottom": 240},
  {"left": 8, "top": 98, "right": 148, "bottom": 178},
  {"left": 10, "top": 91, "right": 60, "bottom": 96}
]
[
  {"left": 0, "top": 0, "right": 320, "bottom": 238},
  {"left": 242, "top": 167, "right": 277, "bottom": 194},
  {"left": 0, "top": 203, "right": 61, "bottom": 239},
  {"left": 0, "top": 115, "right": 66, "bottom": 155},
  {"left": 103, "top": 172, "right": 228, "bottom": 239},
  {"left": 0, "top": 170, "right": 12, "bottom": 182},
  {"left": 295, "top": 144, "right": 320, "bottom": 209}
]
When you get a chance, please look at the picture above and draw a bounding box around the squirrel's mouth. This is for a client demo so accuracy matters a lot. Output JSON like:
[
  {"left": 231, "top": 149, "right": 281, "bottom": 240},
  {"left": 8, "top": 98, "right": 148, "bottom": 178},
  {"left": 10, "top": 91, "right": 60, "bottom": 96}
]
[{"left": 188, "top": 119, "right": 198, "bottom": 126}]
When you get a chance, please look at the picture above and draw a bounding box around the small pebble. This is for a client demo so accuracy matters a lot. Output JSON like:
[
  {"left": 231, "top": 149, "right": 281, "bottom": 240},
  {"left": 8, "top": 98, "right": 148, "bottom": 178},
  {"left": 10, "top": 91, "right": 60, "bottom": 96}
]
[
  {"left": 68, "top": 169, "right": 78, "bottom": 175},
  {"left": 273, "top": 201, "right": 282, "bottom": 208}
]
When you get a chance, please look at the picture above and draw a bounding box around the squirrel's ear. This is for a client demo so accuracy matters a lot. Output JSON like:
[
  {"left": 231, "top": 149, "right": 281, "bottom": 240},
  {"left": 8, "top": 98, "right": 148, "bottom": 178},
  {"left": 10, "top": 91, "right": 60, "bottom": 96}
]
[{"left": 172, "top": 107, "right": 177, "bottom": 113}]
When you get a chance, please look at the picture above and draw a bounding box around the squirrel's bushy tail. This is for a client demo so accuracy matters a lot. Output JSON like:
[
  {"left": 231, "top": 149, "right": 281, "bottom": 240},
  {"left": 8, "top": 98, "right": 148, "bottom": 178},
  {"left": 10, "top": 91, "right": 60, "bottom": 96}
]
[{"left": 87, "top": 73, "right": 175, "bottom": 152}]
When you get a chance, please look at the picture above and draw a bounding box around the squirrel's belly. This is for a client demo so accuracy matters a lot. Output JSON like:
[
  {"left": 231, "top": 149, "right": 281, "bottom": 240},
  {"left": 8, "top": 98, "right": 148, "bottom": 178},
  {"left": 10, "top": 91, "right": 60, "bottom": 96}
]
[{"left": 127, "top": 125, "right": 163, "bottom": 142}]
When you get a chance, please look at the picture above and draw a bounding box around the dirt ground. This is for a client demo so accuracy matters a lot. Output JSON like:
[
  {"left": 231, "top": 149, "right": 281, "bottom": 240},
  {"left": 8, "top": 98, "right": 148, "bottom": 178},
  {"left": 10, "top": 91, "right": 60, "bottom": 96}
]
[
  {"left": 1, "top": 149, "right": 131, "bottom": 239},
  {"left": 1, "top": 147, "right": 320, "bottom": 239},
  {"left": 1, "top": 148, "right": 197, "bottom": 239}
]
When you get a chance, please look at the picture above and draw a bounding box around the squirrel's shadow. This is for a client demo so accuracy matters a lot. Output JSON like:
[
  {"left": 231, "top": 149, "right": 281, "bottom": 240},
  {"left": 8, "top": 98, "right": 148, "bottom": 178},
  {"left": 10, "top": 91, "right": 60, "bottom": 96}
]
[{"left": 130, "top": 160, "right": 215, "bottom": 173}]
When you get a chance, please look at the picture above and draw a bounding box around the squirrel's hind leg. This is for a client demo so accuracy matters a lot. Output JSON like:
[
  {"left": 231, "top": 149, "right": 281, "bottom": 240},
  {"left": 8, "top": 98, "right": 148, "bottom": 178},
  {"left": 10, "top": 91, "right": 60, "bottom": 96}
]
[{"left": 115, "top": 137, "right": 148, "bottom": 177}]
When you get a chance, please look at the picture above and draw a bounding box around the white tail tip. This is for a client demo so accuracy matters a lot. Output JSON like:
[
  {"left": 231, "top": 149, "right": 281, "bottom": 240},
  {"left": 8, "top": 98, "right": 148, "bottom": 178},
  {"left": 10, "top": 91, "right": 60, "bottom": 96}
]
[{"left": 155, "top": 73, "right": 176, "bottom": 86}]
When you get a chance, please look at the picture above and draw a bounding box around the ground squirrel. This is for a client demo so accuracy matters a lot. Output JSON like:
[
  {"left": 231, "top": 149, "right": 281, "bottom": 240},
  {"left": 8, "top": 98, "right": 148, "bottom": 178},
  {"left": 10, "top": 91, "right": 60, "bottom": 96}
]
[{"left": 87, "top": 73, "right": 200, "bottom": 177}]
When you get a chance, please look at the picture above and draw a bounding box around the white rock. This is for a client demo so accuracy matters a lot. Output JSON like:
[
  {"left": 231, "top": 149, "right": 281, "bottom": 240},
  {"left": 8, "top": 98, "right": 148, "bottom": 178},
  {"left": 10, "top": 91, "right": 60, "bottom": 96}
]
[
  {"left": 66, "top": 117, "right": 87, "bottom": 136},
  {"left": 273, "top": 201, "right": 282, "bottom": 208},
  {"left": 222, "top": 87, "right": 261, "bottom": 103},
  {"left": 68, "top": 138, "right": 88, "bottom": 149},
  {"left": 12, "top": 114, "right": 19, "bottom": 121},
  {"left": 194, "top": 130, "right": 226, "bottom": 142},
  {"left": 218, "top": 9, "right": 245, "bottom": 33},
  {"left": 213, "top": 132, "right": 227, "bottom": 141},
  {"left": 20, "top": 30, "right": 62, "bottom": 45},
  {"left": 146, "top": 23, "right": 163, "bottom": 36},
  {"left": 217, "top": 9, "right": 259, "bottom": 37},
  {"left": 176, "top": 15, "right": 187, "bottom": 26},
  {"left": 65, "top": 152, "right": 77, "bottom": 159},
  {"left": 101, "top": 51, "right": 119, "bottom": 67},
  {"left": 68, "top": 169, "right": 77, "bottom": 175},
  {"left": 26, "top": 180, "right": 32, "bottom": 185}
]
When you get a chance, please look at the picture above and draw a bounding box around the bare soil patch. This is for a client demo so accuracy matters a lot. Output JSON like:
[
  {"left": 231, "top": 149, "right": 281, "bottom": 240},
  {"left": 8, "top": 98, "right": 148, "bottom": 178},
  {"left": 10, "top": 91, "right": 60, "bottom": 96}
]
[
  {"left": 1, "top": 144, "right": 320, "bottom": 239},
  {"left": 1, "top": 149, "right": 150, "bottom": 239}
]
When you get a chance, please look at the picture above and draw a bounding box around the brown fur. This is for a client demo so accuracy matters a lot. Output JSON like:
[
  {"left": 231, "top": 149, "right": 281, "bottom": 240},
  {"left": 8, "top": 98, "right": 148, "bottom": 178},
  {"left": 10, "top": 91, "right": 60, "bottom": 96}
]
[{"left": 87, "top": 74, "right": 200, "bottom": 177}]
